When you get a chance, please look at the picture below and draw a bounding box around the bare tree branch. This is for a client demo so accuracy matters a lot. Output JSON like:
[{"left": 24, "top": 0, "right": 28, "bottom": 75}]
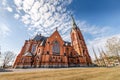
[
  {"left": 2, "top": 51, "right": 16, "bottom": 68},
  {"left": 106, "top": 37, "right": 120, "bottom": 63}
]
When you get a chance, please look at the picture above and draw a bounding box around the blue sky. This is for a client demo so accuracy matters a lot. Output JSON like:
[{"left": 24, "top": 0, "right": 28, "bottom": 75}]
[{"left": 0, "top": 0, "right": 120, "bottom": 59}]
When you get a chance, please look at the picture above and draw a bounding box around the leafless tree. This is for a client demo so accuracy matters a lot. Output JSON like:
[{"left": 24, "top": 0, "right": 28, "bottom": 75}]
[
  {"left": 2, "top": 51, "right": 16, "bottom": 68},
  {"left": 106, "top": 37, "right": 120, "bottom": 63}
]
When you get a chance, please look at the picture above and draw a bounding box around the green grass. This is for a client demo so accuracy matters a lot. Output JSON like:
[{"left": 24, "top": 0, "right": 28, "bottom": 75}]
[{"left": 0, "top": 67, "right": 120, "bottom": 80}]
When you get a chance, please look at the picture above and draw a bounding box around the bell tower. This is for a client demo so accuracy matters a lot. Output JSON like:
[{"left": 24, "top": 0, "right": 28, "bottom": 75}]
[{"left": 70, "top": 16, "right": 92, "bottom": 64}]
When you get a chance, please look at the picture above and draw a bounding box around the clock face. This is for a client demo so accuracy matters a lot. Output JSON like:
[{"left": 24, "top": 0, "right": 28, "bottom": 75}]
[{"left": 52, "top": 41, "right": 60, "bottom": 54}]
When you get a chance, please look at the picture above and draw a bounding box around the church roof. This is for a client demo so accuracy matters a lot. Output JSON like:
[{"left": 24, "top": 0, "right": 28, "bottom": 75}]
[
  {"left": 33, "top": 34, "right": 48, "bottom": 41},
  {"left": 40, "top": 39, "right": 46, "bottom": 46}
]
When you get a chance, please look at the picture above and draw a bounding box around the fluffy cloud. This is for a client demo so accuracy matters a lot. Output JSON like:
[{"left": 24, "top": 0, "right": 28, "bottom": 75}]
[
  {"left": 1, "top": 0, "right": 115, "bottom": 59},
  {"left": 14, "top": 14, "right": 20, "bottom": 19},
  {"left": 0, "top": 23, "right": 11, "bottom": 38},
  {"left": 6, "top": 7, "right": 13, "bottom": 12},
  {"left": 5, "top": 0, "right": 112, "bottom": 50},
  {"left": 1, "top": 0, "right": 13, "bottom": 12},
  {"left": 3, "top": 0, "right": 109, "bottom": 42},
  {"left": 13, "top": 0, "right": 73, "bottom": 39},
  {"left": 2, "top": 0, "right": 7, "bottom": 6}
]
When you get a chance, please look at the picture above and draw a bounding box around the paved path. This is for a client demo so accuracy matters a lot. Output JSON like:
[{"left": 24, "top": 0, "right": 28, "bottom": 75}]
[
  {"left": 0, "top": 68, "right": 56, "bottom": 74},
  {"left": 0, "top": 68, "right": 78, "bottom": 74}
]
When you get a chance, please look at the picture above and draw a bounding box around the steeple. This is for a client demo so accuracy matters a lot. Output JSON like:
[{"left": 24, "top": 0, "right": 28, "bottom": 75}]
[
  {"left": 71, "top": 15, "right": 77, "bottom": 29},
  {"left": 70, "top": 16, "right": 92, "bottom": 65}
]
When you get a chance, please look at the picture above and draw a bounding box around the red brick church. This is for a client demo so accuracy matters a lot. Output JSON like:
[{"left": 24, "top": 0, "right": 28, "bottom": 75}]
[{"left": 13, "top": 16, "right": 92, "bottom": 68}]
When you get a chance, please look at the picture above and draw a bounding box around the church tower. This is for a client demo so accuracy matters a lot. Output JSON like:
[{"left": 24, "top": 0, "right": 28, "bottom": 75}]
[{"left": 70, "top": 16, "right": 92, "bottom": 64}]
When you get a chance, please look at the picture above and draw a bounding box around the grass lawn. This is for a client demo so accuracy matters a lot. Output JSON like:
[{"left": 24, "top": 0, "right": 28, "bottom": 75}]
[{"left": 0, "top": 67, "right": 120, "bottom": 80}]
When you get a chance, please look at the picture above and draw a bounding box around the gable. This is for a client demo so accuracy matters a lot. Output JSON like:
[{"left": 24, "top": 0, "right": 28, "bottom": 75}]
[{"left": 47, "top": 30, "right": 64, "bottom": 45}]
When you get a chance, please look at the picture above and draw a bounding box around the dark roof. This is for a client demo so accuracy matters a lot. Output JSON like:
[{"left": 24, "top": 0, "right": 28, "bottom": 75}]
[
  {"left": 33, "top": 34, "right": 48, "bottom": 41},
  {"left": 32, "top": 34, "right": 48, "bottom": 46},
  {"left": 40, "top": 40, "right": 46, "bottom": 46}
]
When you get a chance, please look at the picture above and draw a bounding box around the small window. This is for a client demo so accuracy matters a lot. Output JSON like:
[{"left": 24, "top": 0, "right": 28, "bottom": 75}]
[
  {"left": 70, "top": 52, "right": 72, "bottom": 56},
  {"left": 49, "top": 57, "right": 52, "bottom": 62},
  {"left": 53, "top": 57, "right": 55, "bottom": 60},
  {"left": 47, "top": 51, "right": 49, "bottom": 54},
  {"left": 77, "top": 59, "right": 79, "bottom": 63},
  {"left": 38, "top": 49, "right": 40, "bottom": 53},
  {"left": 59, "top": 57, "right": 60, "bottom": 59},
  {"left": 64, "top": 53, "right": 66, "bottom": 56}
]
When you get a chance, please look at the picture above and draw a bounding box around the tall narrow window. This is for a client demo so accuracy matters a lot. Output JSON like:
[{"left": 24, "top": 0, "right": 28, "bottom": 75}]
[
  {"left": 52, "top": 40, "right": 60, "bottom": 54},
  {"left": 31, "top": 44, "right": 36, "bottom": 54}
]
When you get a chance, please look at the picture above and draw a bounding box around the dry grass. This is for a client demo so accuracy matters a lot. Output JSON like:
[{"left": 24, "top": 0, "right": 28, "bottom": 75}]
[{"left": 0, "top": 67, "right": 120, "bottom": 80}]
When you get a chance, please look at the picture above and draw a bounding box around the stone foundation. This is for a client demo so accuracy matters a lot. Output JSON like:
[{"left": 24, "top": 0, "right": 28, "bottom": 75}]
[{"left": 40, "top": 65, "right": 68, "bottom": 68}]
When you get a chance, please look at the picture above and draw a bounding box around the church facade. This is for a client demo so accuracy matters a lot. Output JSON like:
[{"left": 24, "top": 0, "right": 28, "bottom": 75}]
[{"left": 13, "top": 17, "right": 92, "bottom": 68}]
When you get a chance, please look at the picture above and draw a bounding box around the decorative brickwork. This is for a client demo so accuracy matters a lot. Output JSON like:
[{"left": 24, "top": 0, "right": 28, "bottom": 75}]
[{"left": 13, "top": 17, "right": 92, "bottom": 68}]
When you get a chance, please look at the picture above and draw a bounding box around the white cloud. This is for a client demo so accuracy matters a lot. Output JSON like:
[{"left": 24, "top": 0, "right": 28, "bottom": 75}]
[
  {"left": 2, "top": 0, "right": 7, "bottom": 6},
  {"left": 23, "top": 0, "right": 34, "bottom": 12},
  {"left": 14, "top": 0, "right": 23, "bottom": 10},
  {"left": 14, "top": 14, "right": 20, "bottom": 19},
  {"left": 13, "top": 0, "right": 73, "bottom": 37},
  {"left": 6, "top": 7, "right": 13, "bottom": 12},
  {"left": 1, "top": 0, "right": 116, "bottom": 60},
  {"left": 77, "top": 20, "right": 110, "bottom": 37},
  {"left": 1, "top": 0, "right": 13, "bottom": 12},
  {"left": 1, "top": 0, "right": 111, "bottom": 41},
  {"left": 0, "top": 23, "right": 11, "bottom": 38},
  {"left": 12, "top": 0, "right": 111, "bottom": 45},
  {"left": 21, "top": 14, "right": 30, "bottom": 24}
]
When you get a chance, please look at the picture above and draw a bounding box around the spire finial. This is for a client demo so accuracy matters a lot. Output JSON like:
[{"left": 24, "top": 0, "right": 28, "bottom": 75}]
[{"left": 71, "top": 15, "right": 77, "bottom": 28}]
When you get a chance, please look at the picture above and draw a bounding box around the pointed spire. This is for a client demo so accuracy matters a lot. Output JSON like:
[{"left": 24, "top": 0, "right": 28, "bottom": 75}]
[{"left": 71, "top": 15, "right": 77, "bottom": 29}]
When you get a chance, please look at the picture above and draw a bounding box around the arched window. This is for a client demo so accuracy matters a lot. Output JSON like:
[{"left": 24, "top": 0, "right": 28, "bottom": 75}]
[{"left": 52, "top": 40, "right": 60, "bottom": 54}]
